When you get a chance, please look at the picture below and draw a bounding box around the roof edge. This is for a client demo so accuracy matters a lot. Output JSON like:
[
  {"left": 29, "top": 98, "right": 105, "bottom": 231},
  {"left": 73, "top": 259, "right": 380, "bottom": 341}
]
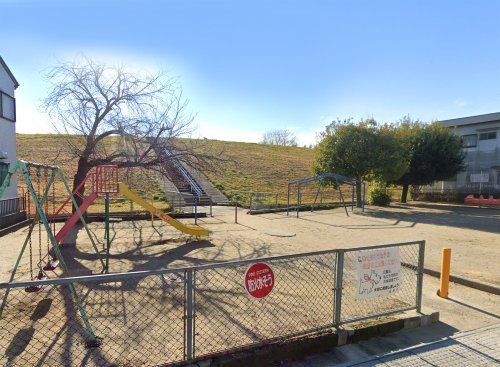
[
  {"left": 0, "top": 56, "right": 20, "bottom": 89},
  {"left": 439, "top": 112, "right": 500, "bottom": 127}
]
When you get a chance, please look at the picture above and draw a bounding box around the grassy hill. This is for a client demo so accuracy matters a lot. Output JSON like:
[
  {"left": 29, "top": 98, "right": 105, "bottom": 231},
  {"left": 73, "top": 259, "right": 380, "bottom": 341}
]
[{"left": 16, "top": 134, "right": 316, "bottom": 199}]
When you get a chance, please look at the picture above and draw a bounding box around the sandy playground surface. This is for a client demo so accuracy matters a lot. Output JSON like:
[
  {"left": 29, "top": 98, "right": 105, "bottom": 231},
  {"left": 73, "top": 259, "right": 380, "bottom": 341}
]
[
  {"left": 1, "top": 201, "right": 499, "bottom": 286},
  {"left": 0, "top": 202, "right": 499, "bottom": 366}
]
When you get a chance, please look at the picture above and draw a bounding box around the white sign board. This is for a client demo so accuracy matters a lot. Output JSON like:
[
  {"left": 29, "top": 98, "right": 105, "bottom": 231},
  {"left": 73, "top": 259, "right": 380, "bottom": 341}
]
[
  {"left": 355, "top": 248, "right": 401, "bottom": 300},
  {"left": 470, "top": 173, "right": 489, "bottom": 183}
]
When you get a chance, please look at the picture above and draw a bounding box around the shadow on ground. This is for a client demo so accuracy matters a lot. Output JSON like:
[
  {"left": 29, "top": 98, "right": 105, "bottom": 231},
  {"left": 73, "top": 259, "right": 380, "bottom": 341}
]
[{"left": 358, "top": 203, "right": 500, "bottom": 234}]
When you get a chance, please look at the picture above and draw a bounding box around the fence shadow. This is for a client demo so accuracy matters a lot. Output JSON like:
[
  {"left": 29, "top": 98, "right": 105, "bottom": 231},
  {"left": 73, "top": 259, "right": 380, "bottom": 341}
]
[
  {"left": 359, "top": 323, "right": 496, "bottom": 366},
  {"left": 446, "top": 297, "right": 500, "bottom": 319}
]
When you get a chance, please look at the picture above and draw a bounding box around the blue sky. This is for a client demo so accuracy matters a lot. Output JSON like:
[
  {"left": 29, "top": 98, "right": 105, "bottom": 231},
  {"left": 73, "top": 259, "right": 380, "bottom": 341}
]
[{"left": 2, "top": 0, "right": 500, "bottom": 145}]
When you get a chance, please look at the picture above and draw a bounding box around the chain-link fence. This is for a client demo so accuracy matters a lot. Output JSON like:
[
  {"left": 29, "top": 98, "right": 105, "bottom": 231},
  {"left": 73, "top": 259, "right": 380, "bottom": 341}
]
[
  {"left": 230, "top": 190, "right": 282, "bottom": 211},
  {"left": 0, "top": 241, "right": 424, "bottom": 366}
]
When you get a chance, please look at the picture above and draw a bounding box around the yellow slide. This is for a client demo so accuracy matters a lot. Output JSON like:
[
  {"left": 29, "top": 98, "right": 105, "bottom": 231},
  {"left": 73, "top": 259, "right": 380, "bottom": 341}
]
[{"left": 119, "top": 183, "right": 210, "bottom": 237}]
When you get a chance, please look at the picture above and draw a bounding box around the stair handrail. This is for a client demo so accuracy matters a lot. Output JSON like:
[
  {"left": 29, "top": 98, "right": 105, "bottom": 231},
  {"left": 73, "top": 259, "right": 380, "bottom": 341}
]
[{"left": 164, "top": 149, "right": 204, "bottom": 197}]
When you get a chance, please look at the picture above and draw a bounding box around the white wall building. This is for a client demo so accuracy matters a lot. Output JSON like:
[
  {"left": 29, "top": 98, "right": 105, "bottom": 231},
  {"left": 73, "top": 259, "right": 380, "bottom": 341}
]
[
  {"left": 0, "top": 56, "right": 19, "bottom": 202},
  {"left": 429, "top": 112, "right": 500, "bottom": 195}
]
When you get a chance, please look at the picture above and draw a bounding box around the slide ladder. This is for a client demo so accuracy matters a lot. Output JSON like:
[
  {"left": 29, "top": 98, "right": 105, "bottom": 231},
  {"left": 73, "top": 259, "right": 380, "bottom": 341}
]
[{"left": 119, "top": 183, "right": 210, "bottom": 237}]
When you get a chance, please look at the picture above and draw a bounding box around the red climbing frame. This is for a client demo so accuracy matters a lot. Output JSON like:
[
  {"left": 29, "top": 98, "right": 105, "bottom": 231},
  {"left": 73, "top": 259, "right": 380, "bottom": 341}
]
[
  {"left": 54, "top": 165, "right": 119, "bottom": 243},
  {"left": 95, "top": 164, "right": 119, "bottom": 194}
]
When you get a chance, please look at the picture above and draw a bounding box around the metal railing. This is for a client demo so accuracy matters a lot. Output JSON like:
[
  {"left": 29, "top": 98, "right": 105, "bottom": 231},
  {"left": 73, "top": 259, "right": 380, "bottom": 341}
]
[
  {"left": 229, "top": 185, "right": 366, "bottom": 214},
  {"left": 0, "top": 240, "right": 424, "bottom": 366},
  {"left": 164, "top": 149, "right": 204, "bottom": 197},
  {"left": 0, "top": 195, "right": 26, "bottom": 217},
  {"left": 231, "top": 190, "right": 281, "bottom": 211}
]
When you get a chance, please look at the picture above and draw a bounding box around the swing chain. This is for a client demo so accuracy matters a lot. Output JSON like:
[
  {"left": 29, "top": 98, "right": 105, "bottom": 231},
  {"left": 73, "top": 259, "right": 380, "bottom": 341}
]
[
  {"left": 28, "top": 221, "right": 34, "bottom": 281},
  {"left": 27, "top": 166, "right": 31, "bottom": 217},
  {"left": 37, "top": 168, "right": 43, "bottom": 272},
  {"left": 45, "top": 169, "right": 51, "bottom": 255},
  {"left": 52, "top": 171, "right": 56, "bottom": 236},
  {"left": 26, "top": 165, "right": 35, "bottom": 280}
]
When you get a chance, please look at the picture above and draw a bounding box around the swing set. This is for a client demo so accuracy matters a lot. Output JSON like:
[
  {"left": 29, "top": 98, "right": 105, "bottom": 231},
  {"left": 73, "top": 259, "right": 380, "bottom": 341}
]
[
  {"left": 0, "top": 160, "right": 103, "bottom": 346},
  {"left": 0, "top": 160, "right": 208, "bottom": 346},
  {"left": 0, "top": 161, "right": 106, "bottom": 289}
]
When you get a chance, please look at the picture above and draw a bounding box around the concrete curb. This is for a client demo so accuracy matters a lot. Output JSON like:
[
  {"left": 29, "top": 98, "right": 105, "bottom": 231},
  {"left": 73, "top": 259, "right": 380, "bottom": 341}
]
[
  {"left": 179, "top": 311, "right": 439, "bottom": 367},
  {"left": 247, "top": 203, "right": 347, "bottom": 215},
  {"left": 421, "top": 267, "right": 500, "bottom": 296},
  {"left": 0, "top": 218, "right": 31, "bottom": 237}
]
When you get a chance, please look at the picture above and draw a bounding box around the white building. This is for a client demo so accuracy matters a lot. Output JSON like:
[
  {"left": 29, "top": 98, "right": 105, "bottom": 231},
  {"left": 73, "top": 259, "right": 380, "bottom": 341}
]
[
  {"left": 430, "top": 113, "right": 500, "bottom": 196},
  {"left": 0, "top": 56, "right": 19, "bottom": 210}
]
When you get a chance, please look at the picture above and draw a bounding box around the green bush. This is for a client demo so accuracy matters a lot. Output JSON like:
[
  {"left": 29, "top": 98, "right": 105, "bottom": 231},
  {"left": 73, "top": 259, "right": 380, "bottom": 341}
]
[{"left": 370, "top": 188, "right": 391, "bottom": 206}]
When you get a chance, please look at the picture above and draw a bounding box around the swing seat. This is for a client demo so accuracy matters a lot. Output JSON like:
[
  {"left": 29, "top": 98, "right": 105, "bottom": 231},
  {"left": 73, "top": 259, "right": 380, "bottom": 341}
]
[
  {"left": 25, "top": 284, "right": 43, "bottom": 293},
  {"left": 24, "top": 272, "right": 48, "bottom": 293},
  {"left": 43, "top": 259, "right": 59, "bottom": 271}
]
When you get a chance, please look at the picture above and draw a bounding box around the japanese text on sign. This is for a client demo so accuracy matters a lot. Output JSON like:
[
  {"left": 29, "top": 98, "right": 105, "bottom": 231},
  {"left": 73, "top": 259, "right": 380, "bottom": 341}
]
[
  {"left": 244, "top": 262, "right": 275, "bottom": 299},
  {"left": 355, "top": 248, "right": 401, "bottom": 300}
]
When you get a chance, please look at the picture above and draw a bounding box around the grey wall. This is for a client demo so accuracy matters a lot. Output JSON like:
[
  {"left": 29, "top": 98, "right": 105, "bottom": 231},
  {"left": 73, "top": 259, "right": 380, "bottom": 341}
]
[
  {"left": 425, "top": 120, "right": 500, "bottom": 195},
  {"left": 0, "top": 61, "right": 18, "bottom": 200}
]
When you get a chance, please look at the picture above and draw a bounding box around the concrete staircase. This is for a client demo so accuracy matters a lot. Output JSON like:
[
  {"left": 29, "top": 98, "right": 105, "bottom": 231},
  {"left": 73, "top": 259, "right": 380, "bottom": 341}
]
[
  {"left": 183, "top": 165, "right": 229, "bottom": 204},
  {"left": 160, "top": 150, "right": 228, "bottom": 205},
  {"left": 155, "top": 173, "right": 189, "bottom": 208}
]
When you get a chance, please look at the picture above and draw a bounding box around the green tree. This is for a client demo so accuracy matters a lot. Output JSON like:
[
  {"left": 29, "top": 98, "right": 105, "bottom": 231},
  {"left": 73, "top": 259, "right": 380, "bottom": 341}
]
[
  {"left": 392, "top": 119, "right": 465, "bottom": 203},
  {"left": 314, "top": 119, "right": 407, "bottom": 206}
]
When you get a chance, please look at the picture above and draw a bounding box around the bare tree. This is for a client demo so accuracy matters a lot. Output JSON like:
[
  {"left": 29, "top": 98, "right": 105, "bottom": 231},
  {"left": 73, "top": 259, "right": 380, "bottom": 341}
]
[
  {"left": 260, "top": 129, "right": 298, "bottom": 146},
  {"left": 44, "top": 57, "right": 212, "bottom": 207}
]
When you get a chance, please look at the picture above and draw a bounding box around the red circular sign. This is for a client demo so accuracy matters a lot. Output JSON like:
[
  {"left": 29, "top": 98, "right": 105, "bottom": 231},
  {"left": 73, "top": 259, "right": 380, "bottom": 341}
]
[{"left": 244, "top": 262, "right": 275, "bottom": 299}]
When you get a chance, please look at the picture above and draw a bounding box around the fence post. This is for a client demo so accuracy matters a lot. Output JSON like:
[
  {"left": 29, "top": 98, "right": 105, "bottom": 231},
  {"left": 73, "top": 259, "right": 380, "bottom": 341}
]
[
  {"left": 362, "top": 182, "right": 366, "bottom": 212},
  {"left": 351, "top": 186, "right": 354, "bottom": 212},
  {"left": 416, "top": 241, "right": 425, "bottom": 312},
  {"left": 234, "top": 199, "right": 238, "bottom": 224},
  {"left": 194, "top": 195, "right": 198, "bottom": 225},
  {"left": 287, "top": 184, "right": 290, "bottom": 216},
  {"left": 334, "top": 250, "right": 344, "bottom": 327},
  {"left": 185, "top": 269, "right": 195, "bottom": 360},
  {"left": 105, "top": 193, "right": 110, "bottom": 274},
  {"left": 296, "top": 185, "right": 301, "bottom": 218}
]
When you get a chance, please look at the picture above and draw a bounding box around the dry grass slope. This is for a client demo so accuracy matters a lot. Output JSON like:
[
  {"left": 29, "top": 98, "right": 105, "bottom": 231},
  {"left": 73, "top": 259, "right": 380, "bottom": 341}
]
[
  {"left": 194, "top": 139, "right": 315, "bottom": 195},
  {"left": 16, "top": 135, "right": 316, "bottom": 198}
]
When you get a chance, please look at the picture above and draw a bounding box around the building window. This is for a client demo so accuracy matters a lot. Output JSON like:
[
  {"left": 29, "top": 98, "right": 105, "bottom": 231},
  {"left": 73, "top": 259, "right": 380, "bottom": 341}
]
[
  {"left": 0, "top": 163, "right": 8, "bottom": 186},
  {"left": 0, "top": 91, "right": 16, "bottom": 122},
  {"left": 479, "top": 131, "right": 497, "bottom": 140},
  {"left": 462, "top": 134, "right": 477, "bottom": 148}
]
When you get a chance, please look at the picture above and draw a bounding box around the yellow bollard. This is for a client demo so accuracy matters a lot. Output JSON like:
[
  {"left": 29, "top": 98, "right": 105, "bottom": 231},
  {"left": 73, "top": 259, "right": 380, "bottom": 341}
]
[{"left": 438, "top": 248, "right": 451, "bottom": 298}]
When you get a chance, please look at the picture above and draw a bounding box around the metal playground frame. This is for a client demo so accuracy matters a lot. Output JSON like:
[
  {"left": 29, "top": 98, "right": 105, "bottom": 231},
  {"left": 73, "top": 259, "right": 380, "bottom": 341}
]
[
  {"left": 287, "top": 173, "right": 366, "bottom": 217},
  {"left": 0, "top": 160, "right": 105, "bottom": 347}
]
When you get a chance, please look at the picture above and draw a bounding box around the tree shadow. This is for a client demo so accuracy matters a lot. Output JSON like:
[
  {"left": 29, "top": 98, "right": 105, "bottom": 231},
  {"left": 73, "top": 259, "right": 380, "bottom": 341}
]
[
  {"left": 359, "top": 203, "right": 500, "bottom": 234},
  {"left": 59, "top": 219, "right": 215, "bottom": 276},
  {"left": 298, "top": 215, "right": 417, "bottom": 230},
  {"left": 2, "top": 238, "right": 350, "bottom": 366}
]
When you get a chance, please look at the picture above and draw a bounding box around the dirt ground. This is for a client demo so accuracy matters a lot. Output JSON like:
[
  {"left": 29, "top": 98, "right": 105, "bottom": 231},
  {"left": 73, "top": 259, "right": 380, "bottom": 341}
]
[
  {"left": 1, "top": 202, "right": 499, "bottom": 285},
  {"left": 0, "top": 202, "right": 499, "bottom": 366}
]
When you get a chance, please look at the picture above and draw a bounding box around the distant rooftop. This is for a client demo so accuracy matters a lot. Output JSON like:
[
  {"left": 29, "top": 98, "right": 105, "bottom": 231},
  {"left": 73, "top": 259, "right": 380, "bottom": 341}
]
[{"left": 439, "top": 112, "right": 500, "bottom": 127}]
